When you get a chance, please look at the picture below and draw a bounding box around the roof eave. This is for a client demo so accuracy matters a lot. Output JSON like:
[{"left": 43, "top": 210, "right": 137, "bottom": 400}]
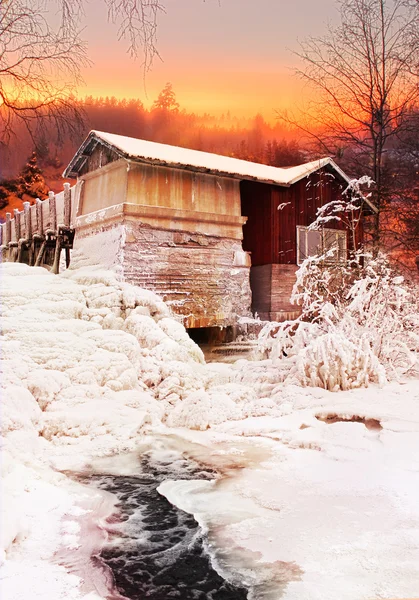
[
  {"left": 323, "top": 159, "right": 378, "bottom": 215},
  {"left": 63, "top": 132, "right": 97, "bottom": 178},
  {"left": 124, "top": 157, "right": 291, "bottom": 187}
]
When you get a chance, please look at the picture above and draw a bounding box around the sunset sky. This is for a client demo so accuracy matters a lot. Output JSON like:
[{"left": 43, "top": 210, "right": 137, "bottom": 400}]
[{"left": 79, "top": 0, "right": 340, "bottom": 120}]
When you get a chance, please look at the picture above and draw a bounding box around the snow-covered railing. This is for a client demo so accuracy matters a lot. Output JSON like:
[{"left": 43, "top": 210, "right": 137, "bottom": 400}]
[{"left": 0, "top": 183, "right": 77, "bottom": 272}]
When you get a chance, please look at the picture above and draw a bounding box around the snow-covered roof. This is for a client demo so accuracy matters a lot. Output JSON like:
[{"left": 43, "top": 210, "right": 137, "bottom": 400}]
[
  {"left": 64, "top": 131, "right": 338, "bottom": 185},
  {"left": 64, "top": 130, "right": 377, "bottom": 212}
]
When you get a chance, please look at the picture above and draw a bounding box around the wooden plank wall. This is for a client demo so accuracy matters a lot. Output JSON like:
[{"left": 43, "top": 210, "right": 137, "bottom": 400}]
[
  {"left": 241, "top": 168, "right": 362, "bottom": 321},
  {"left": 240, "top": 181, "right": 274, "bottom": 266},
  {"left": 241, "top": 168, "right": 354, "bottom": 266}
]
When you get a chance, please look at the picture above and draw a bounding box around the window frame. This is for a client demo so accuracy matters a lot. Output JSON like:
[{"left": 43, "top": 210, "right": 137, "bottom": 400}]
[{"left": 296, "top": 225, "right": 348, "bottom": 265}]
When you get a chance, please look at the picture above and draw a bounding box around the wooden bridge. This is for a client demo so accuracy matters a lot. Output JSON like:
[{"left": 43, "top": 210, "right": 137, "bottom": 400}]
[{"left": 0, "top": 184, "right": 76, "bottom": 273}]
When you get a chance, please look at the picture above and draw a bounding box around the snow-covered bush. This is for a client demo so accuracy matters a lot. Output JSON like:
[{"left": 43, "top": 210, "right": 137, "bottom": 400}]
[{"left": 260, "top": 252, "right": 419, "bottom": 391}]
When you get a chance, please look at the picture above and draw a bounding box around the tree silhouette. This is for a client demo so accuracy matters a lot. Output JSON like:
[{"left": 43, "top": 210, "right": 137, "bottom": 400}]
[
  {"left": 279, "top": 0, "right": 419, "bottom": 249},
  {"left": 0, "top": 0, "right": 164, "bottom": 145},
  {"left": 152, "top": 83, "right": 180, "bottom": 112}
]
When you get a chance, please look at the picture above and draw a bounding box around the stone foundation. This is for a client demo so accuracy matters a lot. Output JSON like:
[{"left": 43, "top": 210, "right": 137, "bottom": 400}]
[
  {"left": 74, "top": 215, "right": 252, "bottom": 329},
  {"left": 250, "top": 264, "right": 301, "bottom": 322}
]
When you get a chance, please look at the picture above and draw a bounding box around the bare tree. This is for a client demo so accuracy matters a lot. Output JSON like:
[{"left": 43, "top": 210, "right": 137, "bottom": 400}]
[
  {"left": 55, "top": 0, "right": 163, "bottom": 64},
  {"left": 379, "top": 107, "right": 419, "bottom": 268},
  {"left": 280, "top": 0, "right": 419, "bottom": 248},
  {"left": 0, "top": 0, "right": 164, "bottom": 146}
]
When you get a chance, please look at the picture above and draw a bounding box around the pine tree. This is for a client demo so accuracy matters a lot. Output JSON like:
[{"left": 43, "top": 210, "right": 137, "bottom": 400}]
[
  {"left": 0, "top": 185, "right": 10, "bottom": 210},
  {"left": 152, "top": 83, "right": 179, "bottom": 113},
  {"left": 150, "top": 83, "right": 180, "bottom": 144},
  {"left": 17, "top": 152, "right": 48, "bottom": 200}
]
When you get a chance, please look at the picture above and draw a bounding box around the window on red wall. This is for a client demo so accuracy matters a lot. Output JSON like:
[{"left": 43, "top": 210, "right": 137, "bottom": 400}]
[{"left": 296, "top": 226, "right": 347, "bottom": 265}]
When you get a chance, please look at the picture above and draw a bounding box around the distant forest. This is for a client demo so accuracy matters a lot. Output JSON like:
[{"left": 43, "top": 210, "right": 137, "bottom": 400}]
[{"left": 0, "top": 83, "right": 307, "bottom": 187}]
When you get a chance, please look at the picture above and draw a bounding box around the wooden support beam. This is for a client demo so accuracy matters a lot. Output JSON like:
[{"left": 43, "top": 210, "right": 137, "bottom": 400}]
[
  {"left": 17, "top": 240, "right": 24, "bottom": 263},
  {"left": 51, "top": 235, "right": 63, "bottom": 274},
  {"left": 9, "top": 245, "right": 18, "bottom": 262},
  {"left": 34, "top": 239, "right": 47, "bottom": 267}
]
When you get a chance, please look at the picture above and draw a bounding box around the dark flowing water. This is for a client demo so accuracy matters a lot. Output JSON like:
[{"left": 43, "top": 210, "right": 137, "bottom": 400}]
[{"left": 82, "top": 451, "right": 249, "bottom": 600}]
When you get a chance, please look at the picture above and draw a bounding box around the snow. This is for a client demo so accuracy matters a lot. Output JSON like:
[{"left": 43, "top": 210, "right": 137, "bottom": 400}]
[
  {"left": 259, "top": 253, "right": 419, "bottom": 391},
  {"left": 66, "top": 130, "right": 343, "bottom": 187},
  {"left": 160, "top": 382, "right": 419, "bottom": 599},
  {"left": 1, "top": 262, "right": 419, "bottom": 599}
]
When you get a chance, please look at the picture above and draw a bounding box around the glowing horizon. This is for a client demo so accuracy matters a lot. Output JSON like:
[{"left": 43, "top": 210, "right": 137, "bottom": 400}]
[
  {"left": 75, "top": 0, "right": 340, "bottom": 122},
  {"left": 77, "top": 68, "right": 303, "bottom": 122}
]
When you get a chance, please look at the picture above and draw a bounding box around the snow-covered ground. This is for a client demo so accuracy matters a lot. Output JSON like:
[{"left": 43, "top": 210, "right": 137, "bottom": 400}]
[{"left": 1, "top": 263, "right": 419, "bottom": 599}]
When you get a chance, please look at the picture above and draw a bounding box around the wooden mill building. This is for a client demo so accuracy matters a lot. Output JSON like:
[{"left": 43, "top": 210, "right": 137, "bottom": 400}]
[{"left": 64, "top": 131, "right": 375, "bottom": 335}]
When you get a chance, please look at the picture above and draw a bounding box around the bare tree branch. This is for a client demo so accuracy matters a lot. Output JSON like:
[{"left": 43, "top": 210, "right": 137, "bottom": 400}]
[
  {"left": 0, "top": 0, "right": 165, "bottom": 146},
  {"left": 278, "top": 0, "right": 419, "bottom": 251}
]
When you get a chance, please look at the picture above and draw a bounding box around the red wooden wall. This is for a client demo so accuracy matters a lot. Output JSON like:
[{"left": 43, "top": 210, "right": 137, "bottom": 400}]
[{"left": 240, "top": 168, "right": 360, "bottom": 266}]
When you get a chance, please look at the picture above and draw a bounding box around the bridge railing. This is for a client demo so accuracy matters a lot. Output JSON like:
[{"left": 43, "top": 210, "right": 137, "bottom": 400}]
[{"left": 0, "top": 183, "right": 77, "bottom": 272}]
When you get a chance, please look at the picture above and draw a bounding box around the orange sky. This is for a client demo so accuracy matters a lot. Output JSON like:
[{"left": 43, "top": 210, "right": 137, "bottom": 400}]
[
  {"left": 78, "top": 0, "right": 339, "bottom": 120},
  {"left": 83, "top": 63, "right": 302, "bottom": 120}
]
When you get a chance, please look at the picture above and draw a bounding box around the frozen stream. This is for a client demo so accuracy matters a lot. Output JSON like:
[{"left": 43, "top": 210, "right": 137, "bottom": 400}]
[{"left": 74, "top": 439, "right": 254, "bottom": 600}]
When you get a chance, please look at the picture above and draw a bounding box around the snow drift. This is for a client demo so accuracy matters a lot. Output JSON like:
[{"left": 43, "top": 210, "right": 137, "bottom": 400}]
[{"left": 0, "top": 262, "right": 273, "bottom": 592}]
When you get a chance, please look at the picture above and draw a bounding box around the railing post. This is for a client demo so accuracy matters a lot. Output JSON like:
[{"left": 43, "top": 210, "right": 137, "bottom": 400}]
[
  {"left": 5, "top": 213, "right": 11, "bottom": 244},
  {"left": 63, "top": 182, "right": 71, "bottom": 227},
  {"left": 23, "top": 201, "right": 31, "bottom": 239},
  {"left": 36, "top": 198, "right": 43, "bottom": 234},
  {"left": 49, "top": 191, "right": 57, "bottom": 233},
  {"left": 14, "top": 209, "right": 21, "bottom": 241},
  {"left": 0, "top": 223, "right": 6, "bottom": 262}
]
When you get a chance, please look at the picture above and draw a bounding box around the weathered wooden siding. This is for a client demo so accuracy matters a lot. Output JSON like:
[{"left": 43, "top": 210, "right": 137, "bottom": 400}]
[
  {"left": 127, "top": 163, "right": 241, "bottom": 216},
  {"left": 80, "top": 144, "right": 121, "bottom": 176},
  {"left": 241, "top": 168, "right": 351, "bottom": 266},
  {"left": 240, "top": 181, "right": 274, "bottom": 266},
  {"left": 80, "top": 160, "right": 128, "bottom": 215},
  {"left": 79, "top": 150, "right": 242, "bottom": 220},
  {"left": 241, "top": 167, "right": 358, "bottom": 320},
  {"left": 250, "top": 264, "right": 301, "bottom": 321},
  {"left": 276, "top": 170, "right": 349, "bottom": 264}
]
